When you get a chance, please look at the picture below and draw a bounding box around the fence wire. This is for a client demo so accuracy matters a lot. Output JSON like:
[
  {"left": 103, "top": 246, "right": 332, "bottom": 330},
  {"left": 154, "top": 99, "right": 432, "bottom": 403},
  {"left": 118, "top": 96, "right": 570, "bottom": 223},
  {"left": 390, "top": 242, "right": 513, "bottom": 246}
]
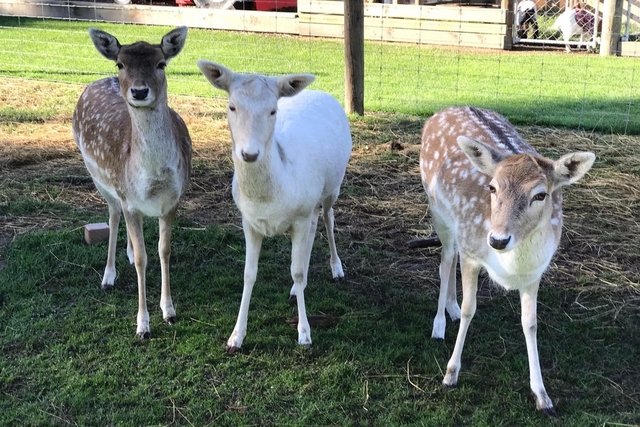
[{"left": 0, "top": 0, "right": 638, "bottom": 134}]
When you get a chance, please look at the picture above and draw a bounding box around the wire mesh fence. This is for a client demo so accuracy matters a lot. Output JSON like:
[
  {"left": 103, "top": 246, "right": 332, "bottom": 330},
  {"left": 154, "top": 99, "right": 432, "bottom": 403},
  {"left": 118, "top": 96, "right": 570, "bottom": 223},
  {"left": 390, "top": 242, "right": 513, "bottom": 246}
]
[{"left": 0, "top": 0, "right": 638, "bottom": 133}]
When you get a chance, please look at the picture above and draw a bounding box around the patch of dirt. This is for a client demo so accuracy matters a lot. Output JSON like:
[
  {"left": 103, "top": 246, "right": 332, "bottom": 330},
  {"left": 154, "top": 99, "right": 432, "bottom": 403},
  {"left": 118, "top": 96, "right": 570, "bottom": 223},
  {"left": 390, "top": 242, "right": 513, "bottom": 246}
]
[{"left": 1, "top": 78, "right": 639, "bottom": 301}]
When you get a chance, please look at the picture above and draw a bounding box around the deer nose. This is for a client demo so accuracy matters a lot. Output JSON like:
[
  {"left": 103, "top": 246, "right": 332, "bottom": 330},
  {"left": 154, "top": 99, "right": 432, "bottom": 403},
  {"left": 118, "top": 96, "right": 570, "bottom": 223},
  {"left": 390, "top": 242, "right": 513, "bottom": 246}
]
[
  {"left": 489, "top": 234, "right": 511, "bottom": 250},
  {"left": 131, "top": 87, "right": 149, "bottom": 100},
  {"left": 241, "top": 150, "right": 259, "bottom": 163}
]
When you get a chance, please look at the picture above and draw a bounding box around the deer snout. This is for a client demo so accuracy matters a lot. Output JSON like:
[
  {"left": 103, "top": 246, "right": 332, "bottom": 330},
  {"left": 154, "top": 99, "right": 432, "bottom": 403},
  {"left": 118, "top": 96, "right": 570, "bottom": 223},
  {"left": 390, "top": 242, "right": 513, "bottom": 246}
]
[
  {"left": 131, "top": 87, "right": 150, "bottom": 101},
  {"left": 488, "top": 233, "right": 511, "bottom": 251},
  {"left": 241, "top": 149, "right": 259, "bottom": 163}
]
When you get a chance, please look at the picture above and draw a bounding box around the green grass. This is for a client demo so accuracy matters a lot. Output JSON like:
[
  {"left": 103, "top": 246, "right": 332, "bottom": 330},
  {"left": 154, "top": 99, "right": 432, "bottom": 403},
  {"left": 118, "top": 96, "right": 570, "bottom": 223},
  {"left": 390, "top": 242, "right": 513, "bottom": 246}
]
[
  {"left": 1, "top": 217, "right": 639, "bottom": 426},
  {"left": 1, "top": 14, "right": 639, "bottom": 426},
  {"left": 0, "top": 16, "right": 639, "bottom": 133}
]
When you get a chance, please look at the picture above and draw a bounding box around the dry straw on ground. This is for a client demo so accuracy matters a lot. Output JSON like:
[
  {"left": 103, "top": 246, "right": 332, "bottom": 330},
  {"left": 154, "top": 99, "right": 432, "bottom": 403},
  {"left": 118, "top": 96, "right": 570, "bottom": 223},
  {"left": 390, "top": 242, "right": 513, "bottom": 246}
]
[{"left": 1, "top": 78, "right": 638, "bottom": 303}]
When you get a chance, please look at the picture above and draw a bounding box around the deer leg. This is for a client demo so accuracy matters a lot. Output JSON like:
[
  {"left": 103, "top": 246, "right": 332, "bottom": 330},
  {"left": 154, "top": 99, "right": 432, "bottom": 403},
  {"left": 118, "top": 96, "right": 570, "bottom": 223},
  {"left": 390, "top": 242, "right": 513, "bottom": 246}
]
[
  {"left": 158, "top": 209, "right": 177, "bottom": 324},
  {"left": 443, "top": 256, "right": 479, "bottom": 387},
  {"left": 94, "top": 185, "right": 122, "bottom": 289},
  {"left": 431, "top": 220, "right": 458, "bottom": 339},
  {"left": 122, "top": 209, "right": 149, "bottom": 339},
  {"left": 126, "top": 232, "right": 134, "bottom": 265},
  {"left": 227, "top": 218, "right": 263, "bottom": 353},
  {"left": 322, "top": 197, "right": 344, "bottom": 281},
  {"left": 520, "top": 283, "right": 557, "bottom": 416},
  {"left": 289, "top": 215, "right": 319, "bottom": 346},
  {"left": 445, "top": 250, "right": 460, "bottom": 321},
  {"left": 102, "top": 199, "right": 122, "bottom": 289}
]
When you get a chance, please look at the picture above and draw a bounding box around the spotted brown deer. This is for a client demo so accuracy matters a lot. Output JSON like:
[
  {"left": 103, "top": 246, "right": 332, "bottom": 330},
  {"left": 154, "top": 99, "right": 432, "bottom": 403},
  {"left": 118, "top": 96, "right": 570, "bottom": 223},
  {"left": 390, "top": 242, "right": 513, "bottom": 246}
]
[
  {"left": 420, "top": 107, "right": 595, "bottom": 416},
  {"left": 72, "top": 27, "right": 192, "bottom": 339}
]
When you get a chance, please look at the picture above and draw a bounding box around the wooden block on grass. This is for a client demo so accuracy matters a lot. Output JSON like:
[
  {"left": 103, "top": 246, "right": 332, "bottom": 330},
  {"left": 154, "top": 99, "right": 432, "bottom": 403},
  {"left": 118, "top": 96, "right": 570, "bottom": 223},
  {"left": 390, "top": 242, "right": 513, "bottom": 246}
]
[{"left": 84, "top": 223, "right": 109, "bottom": 245}]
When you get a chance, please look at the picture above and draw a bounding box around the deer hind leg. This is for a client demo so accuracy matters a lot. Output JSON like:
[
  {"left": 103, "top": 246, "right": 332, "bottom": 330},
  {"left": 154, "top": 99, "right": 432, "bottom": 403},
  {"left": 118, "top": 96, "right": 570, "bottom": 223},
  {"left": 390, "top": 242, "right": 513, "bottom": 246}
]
[
  {"left": 322, "top": 195, "right": 344, "bottom": 281},
  {"left": 520, "top": 283, "right": 557, "bottom": 416},
  {"left": 126, "top": 231, "right": 134, "bottom": 265},
  {"left": 122, "top": 209, "right": 149, "bottom": 339},
  {"left": 443, "top": 256, "right": 480, "bottom": 387},
  {"left": 99, "top": 188, "right": 122, "bottom": 289},
  {"left": 158, "top": 209, "right": 177, "bottom": 324},
  {"left": 431, "top": 218, "right": 459, "bottom": 339},
  {"left": 288, "top": 214, "right": 319, "bottom": 346},
  {"left": 227, "top": 218, "right": 263, "bottom": 353}
]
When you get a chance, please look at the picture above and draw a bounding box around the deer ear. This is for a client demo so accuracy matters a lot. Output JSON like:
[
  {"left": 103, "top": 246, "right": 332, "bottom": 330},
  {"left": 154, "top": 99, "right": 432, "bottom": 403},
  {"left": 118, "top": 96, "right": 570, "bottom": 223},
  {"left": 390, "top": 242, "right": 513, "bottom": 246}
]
[
  {"left": 552, "top": 152, "right": 596, "bottom": 189},
  {"left": 88, "top": 28, "right": 121, "bottom": 61},
  {"left": 197, "top": 60, "right": 235, "bottom": 93},
  {"left": 457, "top": 136, "right": 506, "bottom": 176},
  {"left": 277, "top": 74, "right": 315, "bottom": 98},
  {"left": 161, "top": 26, "right": 188, "bottom": 60}
]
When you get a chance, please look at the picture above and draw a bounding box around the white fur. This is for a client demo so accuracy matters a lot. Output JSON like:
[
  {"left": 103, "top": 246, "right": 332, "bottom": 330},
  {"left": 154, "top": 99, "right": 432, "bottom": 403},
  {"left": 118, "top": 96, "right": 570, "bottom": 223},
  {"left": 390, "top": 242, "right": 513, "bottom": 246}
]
[
  {"left": 552, "top": 8, "right": 596, "bottom": 52},
  {"left": 420, "top": 107, "right": 595, "bottom": 416},
  {"left": 197, "top": 60, "right": 352, "bottom": 352}
]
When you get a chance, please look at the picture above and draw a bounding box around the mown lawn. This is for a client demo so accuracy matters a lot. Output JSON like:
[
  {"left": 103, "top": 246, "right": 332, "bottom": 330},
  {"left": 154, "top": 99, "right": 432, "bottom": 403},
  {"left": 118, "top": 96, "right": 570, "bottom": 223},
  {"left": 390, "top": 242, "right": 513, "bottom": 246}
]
[
  {"left": 1, "top": 73, "right": 639, "bottom": 425},
  {"left": 0, "top": 16, "right": 639, "bottom": 134}
]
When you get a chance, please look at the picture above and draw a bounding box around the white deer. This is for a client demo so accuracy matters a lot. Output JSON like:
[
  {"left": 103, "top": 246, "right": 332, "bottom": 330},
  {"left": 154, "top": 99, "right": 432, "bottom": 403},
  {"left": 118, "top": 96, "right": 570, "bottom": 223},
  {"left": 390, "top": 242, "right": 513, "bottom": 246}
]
[
  {"left": 196, "top": 60, "right": 352, "bottom": 353},
  {"left": 72, "top": 27, "right": 192, "bottom": 339},
  {"left": 420, "top": 106, "right": 595, "bottom": 416}
]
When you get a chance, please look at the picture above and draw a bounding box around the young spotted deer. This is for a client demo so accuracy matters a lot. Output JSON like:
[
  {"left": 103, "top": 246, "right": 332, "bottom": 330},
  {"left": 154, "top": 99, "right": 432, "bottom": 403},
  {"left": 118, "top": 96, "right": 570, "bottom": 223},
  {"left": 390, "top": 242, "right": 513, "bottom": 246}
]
[
  {"left": 420, "top": 107, "right": 595, "bottom": 416},
  {"left": 197, "top": 60, "right": 351, "bottom": 352},
  {"left": 72, "top": 27, "right": 192, "bottom": 339}
]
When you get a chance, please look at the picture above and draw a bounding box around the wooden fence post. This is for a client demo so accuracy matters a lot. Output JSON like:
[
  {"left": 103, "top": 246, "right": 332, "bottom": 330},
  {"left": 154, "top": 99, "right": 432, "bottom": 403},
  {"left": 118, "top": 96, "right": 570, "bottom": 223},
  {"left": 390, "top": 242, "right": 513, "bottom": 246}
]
[
  {"left": 600, "top": 0, "right": 624, "bottom": 56},
  {"left": 344, "top": 0, "right": 364, "bottom": 115}
]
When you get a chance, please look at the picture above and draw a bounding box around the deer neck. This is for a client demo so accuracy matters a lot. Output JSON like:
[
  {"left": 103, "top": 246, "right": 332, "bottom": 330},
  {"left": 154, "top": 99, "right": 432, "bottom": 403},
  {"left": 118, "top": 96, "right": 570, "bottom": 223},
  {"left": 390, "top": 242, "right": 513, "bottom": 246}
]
[
  {"left": 127, "top": 102, "right": 177, "bottom": 169},
  {"left": 233, "top": 137, "right": 287, "bottom": 203},
  {"left": 482, "top": 213, "right": 560, "bottom": 289}
]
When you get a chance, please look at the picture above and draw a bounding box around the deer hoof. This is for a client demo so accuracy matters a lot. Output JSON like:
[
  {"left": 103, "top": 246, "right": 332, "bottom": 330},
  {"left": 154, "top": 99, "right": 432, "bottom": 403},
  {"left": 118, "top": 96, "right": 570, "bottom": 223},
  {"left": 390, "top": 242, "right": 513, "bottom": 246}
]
[
  {"left": 101, "top": 283, "right": 114, "bottom": 291},
  {"left": 540, "top": 407, "right": 559, "bottom": 418},
  {"left": 136, "top": 331, "right": 150, "bottom": 340},
  {"left": 226, "top": 346, "right": 240, "bottom": 355},
  {"left": 164, "top": 316, "right": 176, "bottom": 325}
]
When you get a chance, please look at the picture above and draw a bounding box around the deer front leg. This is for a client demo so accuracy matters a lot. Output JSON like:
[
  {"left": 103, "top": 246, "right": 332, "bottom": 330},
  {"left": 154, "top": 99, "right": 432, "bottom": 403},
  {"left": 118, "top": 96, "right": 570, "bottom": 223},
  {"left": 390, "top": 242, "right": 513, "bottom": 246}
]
[
  {"left": 122, "top": 209, "right": 149, "bottom": 339},
  {"left": 227, "top": 219, "right": 263, "bottom": 354},
  {"left": 158, "top": 209, "right": 177, "bottom": 324},
  {"left": 443, "top": 257, "right": 480, "bottom": 387},
  {"left": 520, "top": 284, "right": 557, "bottom": 417},
  {"left": 289, "top": 215, "right": 318, "bottom": 346}
]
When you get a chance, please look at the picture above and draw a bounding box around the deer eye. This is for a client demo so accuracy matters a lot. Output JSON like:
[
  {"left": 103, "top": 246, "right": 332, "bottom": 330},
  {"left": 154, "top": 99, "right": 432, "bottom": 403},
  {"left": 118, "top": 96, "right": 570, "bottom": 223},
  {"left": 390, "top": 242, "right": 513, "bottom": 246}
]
[
  {"left": 532, "top": 192, "right": 548, "bottom": 202},
  {"left": 270, "top": 109, "right": 276, "bottom": 116},
  {"left": 229, "top": 105, "right": 236, "bottom": 112},
  {"left": 488, "top": 184, "right": 496, "bottom": 194},
  {"left": 116, "top": 63, "right": 124, "bottom": 70},
  {"left": 157, "top": 62, "right": 167, "bottom": 70}
]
